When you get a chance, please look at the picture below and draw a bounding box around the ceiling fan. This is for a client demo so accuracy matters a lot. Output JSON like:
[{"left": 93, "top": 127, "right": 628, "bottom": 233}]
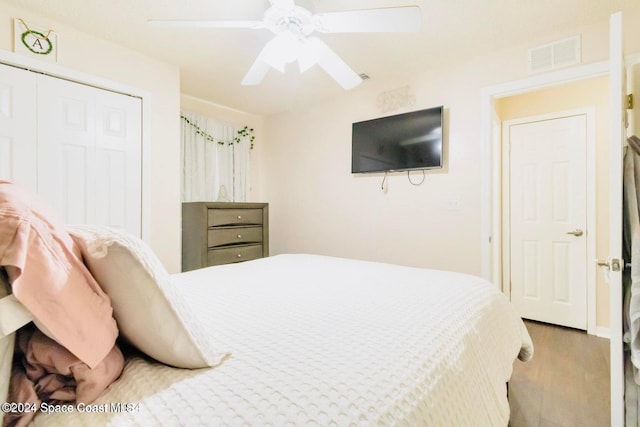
[{"left": 149, "top": 0, "right": 421, "bottom": 90}]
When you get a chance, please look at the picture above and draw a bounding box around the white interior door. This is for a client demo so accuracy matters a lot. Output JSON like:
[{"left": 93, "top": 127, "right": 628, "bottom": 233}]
[
  {"left": 36, "top": 73, "right": 142, "bottom": 235},
  {"left": 0, "top": 63, "right": 37, "bottom": 188},
  {"left": 508, "top": 113, "right": 588, "bottom": 330},
  {"left": 609, "top": 11, "right": 625, "bottom": 427}
]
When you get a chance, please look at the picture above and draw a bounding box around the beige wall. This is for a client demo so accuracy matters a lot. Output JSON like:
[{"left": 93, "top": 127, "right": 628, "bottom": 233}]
[
  {"left": 0, "top": 4, "right": 182, "bottom": 272},
  {"left": 180, "top": 95, "right": 265, "bottom": 202},
  {"left": 262, "top": 11, "right": 639, "bottom": 332},
  {"left": 495, "top": 76, "right": 610, "bottom": 328},
  {"left": 263, "top": 18, "right": 614, "bottom": 271}
]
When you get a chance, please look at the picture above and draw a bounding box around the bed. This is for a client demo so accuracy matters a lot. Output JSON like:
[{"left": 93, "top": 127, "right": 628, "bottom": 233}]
[{"left": 0, "top": 184, "right": 533, "bottom": 427}]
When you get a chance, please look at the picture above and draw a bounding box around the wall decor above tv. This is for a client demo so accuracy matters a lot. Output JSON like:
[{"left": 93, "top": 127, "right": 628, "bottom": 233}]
[{"left": 351, "top": 106, "right": 443, "bottom": 174}]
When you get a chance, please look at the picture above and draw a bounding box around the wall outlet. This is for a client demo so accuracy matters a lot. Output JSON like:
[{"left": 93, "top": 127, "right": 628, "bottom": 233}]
[{"left": 446, "top": 196, "right": 461, "bottom": 211}]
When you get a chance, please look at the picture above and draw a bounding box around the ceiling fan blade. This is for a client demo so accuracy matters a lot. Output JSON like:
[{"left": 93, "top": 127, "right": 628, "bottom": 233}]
[
  {"left": 241, "top": 57, "right": 271, "bottom": 86},
  {"left": 314, "top": 6, "right": 421, "bottom": 33},
  {"left": 305, "top": 37, "right": 362, "bottom": 90},
  {"left": 297, "top": 49, "right": 318, "bottom": 73},
  {"left": 242, "top": 36, "right": 293, "bottom": 85},
  {"left": 147, "top": 19, "right": 265, "bottom": 29}
]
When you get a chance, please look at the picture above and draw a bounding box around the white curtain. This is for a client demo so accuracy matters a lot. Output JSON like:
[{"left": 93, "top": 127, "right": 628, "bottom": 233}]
[{"left": 180, "top": 111, "right": 251, "bottom": 202}]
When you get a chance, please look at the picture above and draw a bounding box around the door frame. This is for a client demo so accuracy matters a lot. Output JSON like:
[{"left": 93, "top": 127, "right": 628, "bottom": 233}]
[
  {"left": 0, "top": 49, "right": 151, "bottom": 241},
  {"left": 501, "top": 108, "right": 596, "bottom": 332},
  {"left": 480, "top": 61, "right": 607, "bottom": 335}
]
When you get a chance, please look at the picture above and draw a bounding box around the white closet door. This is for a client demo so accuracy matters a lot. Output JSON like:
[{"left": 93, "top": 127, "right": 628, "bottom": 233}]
[
  {"left": 0, "top": 63, "right": 37, "bottom": 189},
  {"left": 94, "top": 86, "right": 141, "bottom": 234},
  {"left": 36, "top": 73, "right": 142, "bottom": 235}
]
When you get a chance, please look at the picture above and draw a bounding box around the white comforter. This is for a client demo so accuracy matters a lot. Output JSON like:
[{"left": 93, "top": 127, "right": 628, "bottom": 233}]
[{"left": 32, "top": 254, "right": 533, "bottom": 427}]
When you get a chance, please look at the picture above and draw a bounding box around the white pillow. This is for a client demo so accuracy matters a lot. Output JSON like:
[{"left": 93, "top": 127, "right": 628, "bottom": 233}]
[
  {"left": 0, "top": 294, "right": 33, "bottom": 339},
  {"left": 0, "top": 267, "right": 33, "bottom": 340},
  {"left": 67, "top": 225, "right": 228, "bottom": 369}
]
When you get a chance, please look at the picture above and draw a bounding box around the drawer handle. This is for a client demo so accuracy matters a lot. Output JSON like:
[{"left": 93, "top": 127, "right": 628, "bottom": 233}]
[
  {"left": 237, "top": 215, "right": 242, "bottom": 219},
  {"left": 237, "top": 234, "right": 242, "bottom": 239},
  {"left": 236, "top": 253, "right": 242, "bottom": 258}
]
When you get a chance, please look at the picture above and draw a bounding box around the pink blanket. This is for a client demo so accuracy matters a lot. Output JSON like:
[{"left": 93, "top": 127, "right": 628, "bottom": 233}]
[
  {"left": 0, "top": 181, "right": 118, "bottom": 368},
  {"left": 3, "top": 326, "right": 124, "bottom": 427}
]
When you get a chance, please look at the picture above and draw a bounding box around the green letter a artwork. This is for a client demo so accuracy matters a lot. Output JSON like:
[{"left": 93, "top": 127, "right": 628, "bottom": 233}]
[{"left": 21, "top": 28, "right": 53, "bottom": 55}]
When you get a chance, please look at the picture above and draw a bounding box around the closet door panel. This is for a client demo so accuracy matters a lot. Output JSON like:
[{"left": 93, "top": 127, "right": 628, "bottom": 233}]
[
  {"left": 36, "top": 73, "right": 96, "bottom": 224},
  {"left": 60, "top": 144, "right": 90, "bottom": 224},
  {"left": 95, "top": 90, "right": 142, "bottom": 234},
  {"left": 36, "top": 73, "right": 142, "bottom": 235},
  {"left": 0, "top": 63, "right": 37, "bottom": 189}
]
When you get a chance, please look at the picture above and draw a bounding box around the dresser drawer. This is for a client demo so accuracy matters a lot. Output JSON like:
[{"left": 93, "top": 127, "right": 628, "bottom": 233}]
[
  {"left": 207, "top": 226, "right": 263, "bottom": 247},
  {"left": 208, "top": 209, "right": 263, "bottom": 226},
  {"left": 207, "top": 244, "right": 263, "bottom": 266}
]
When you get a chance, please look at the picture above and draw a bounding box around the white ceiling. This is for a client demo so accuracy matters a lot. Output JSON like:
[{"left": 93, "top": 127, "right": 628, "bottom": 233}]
[{"left": 1, "top": 0, "right": 628, "bottom": 116}]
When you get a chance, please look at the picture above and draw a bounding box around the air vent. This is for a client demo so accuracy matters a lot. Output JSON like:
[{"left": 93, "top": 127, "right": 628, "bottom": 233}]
[{"left": 528, "top": 36, "right": 581, "bottom": 74}]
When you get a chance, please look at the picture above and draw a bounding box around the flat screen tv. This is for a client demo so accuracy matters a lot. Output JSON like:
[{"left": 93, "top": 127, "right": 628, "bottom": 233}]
[{"left": 351, "top": 106, "right": 443, "bottom": 174}]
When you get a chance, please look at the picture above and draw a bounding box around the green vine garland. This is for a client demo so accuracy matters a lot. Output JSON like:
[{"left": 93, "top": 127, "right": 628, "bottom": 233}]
[
  {"left": 181, "top": 114, "right": 255, "bottom": 150},
  {"left": 21, "top": 30, "right": 53, "bottom": 55}
]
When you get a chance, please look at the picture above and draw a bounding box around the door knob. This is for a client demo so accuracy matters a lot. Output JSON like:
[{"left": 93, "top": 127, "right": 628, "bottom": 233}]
[
  {"left": 596, "top": 258, "right": 622, "bottom": 272},
  {"left": 566, "top": 229, "right": 583, "bottom": 237}
]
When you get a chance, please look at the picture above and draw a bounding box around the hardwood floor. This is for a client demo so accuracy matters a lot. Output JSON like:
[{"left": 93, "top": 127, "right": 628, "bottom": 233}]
[{"left": 509, "top": 320, "right": 610, "bottom": 427}]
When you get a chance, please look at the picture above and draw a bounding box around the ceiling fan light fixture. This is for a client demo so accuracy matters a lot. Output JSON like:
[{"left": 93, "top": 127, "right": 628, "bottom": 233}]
[
  {"left": 261, "top": 32, "right": 299, "bottom": 71},
  {"left": 264, "top": 4, "right": 314, "bottom": 36}
]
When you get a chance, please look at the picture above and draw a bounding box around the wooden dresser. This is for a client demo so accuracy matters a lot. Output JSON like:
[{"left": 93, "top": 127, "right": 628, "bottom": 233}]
[{"left": 181, "top": 202, "right": 269, "bottom": 272}]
